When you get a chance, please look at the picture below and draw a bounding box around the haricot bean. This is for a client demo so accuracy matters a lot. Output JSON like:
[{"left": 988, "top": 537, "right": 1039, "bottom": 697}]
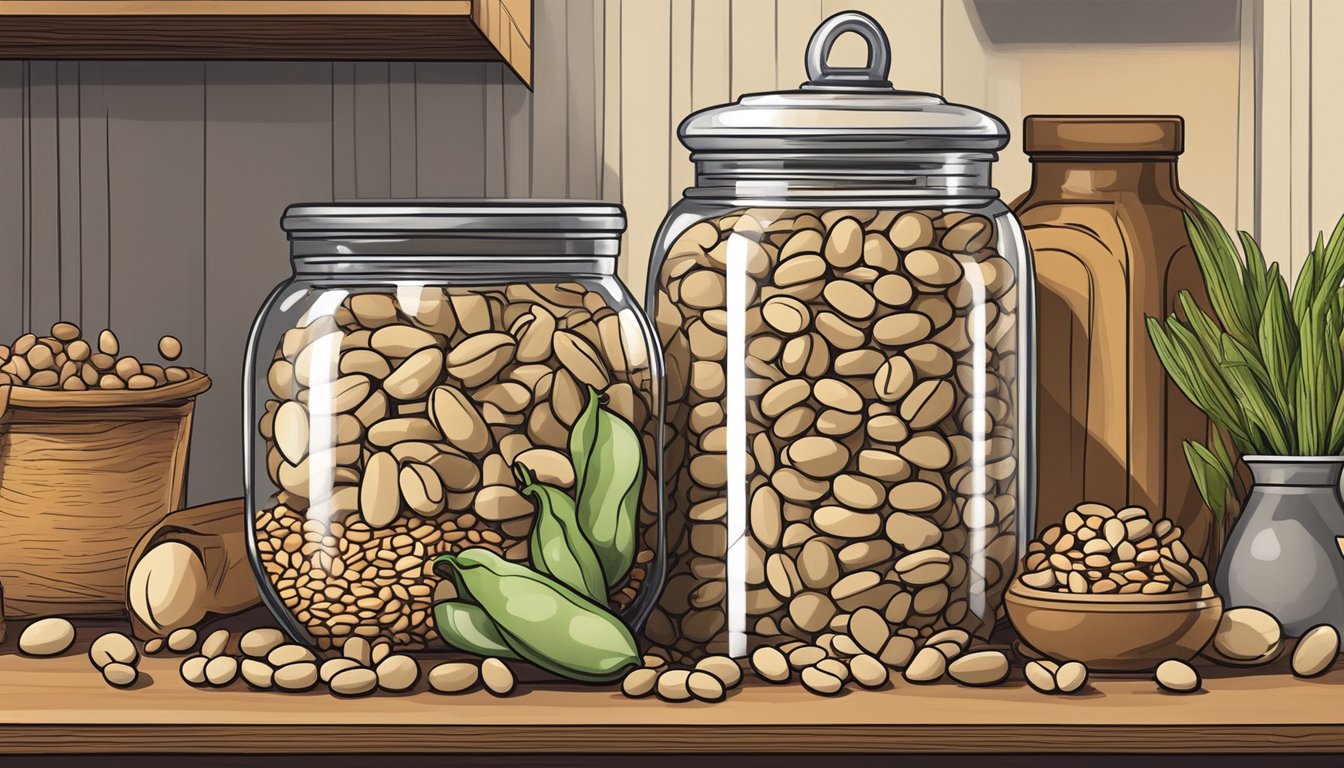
[{"left": 650, "top": 207, "right": 1020, "bottom": 663}]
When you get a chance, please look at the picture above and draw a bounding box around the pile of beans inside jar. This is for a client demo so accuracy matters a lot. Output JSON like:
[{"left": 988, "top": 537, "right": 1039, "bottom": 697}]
[
  {"left": 650, "top": 207, "right": 1020, "bottom": 662},
  {"left": 255, "top": 283, "right": 660, "bottom": 651}
]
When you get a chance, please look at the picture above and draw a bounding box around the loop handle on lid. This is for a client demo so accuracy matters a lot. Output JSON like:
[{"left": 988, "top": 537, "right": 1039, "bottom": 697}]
[{"left": 804, "top": 11, "right": 893, "bottom": 89}]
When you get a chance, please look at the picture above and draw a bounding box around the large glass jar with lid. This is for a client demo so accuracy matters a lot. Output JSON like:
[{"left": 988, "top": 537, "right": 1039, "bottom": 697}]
[
  {"left": 245, "top": 201, "right": 664, "bottom": 652},
  {"left": 646, "top": 12, "right": 1035, "bottom": 663}
]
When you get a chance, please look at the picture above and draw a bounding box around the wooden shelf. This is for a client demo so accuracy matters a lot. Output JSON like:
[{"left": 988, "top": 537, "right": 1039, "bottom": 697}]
[
  {"left": 1, "top": 612, "right": 1343, "bottom": 755},
  {"left": 0, "top": 1, "right": 533, "bottom": 85}
]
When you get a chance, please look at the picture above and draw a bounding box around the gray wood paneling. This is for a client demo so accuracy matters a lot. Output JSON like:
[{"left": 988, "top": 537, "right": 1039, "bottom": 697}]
[
  {"left": 103, "top": 61, "right": 207, "bottom": 401},
  {"left": 0, "top": 63, "right": 25, "bottom": 339},
  {"left": 389, "top": 62, "right": 419, "bottom": 198},
  {"left": 530, "top": 0, "right": 570, "bottom": 198},
  {"left": 416, "top": 61, "right": 489, "bottom": 197},
  {"left": 0, "top": 0, "right": 603, "bottom": 504},
  {"left": 566, "top": 0, "right": 600, "bottom": 199},
  {"left": 77, "top": 62, "right": 111, "bottom": 335},
  {"left": 26, "top": 62, "right": 60, "bottom": 333},
  {"left": 331, "top": 62, "right": 357, "bottom": 200},
  {"left": 502, "top": 63, "right": 534, "bottom": 198},
  {"left": 353, "top": 62, "right": 392, "bottom": 198},
  {"left": 482, "top": 63, "right": 508, "bottom": 198},
  {"left": 198, "top": 61, "right": 334, "bottom": 505},
  {"left": 57, "top": 61, "right": 82, "bottom": 324}
]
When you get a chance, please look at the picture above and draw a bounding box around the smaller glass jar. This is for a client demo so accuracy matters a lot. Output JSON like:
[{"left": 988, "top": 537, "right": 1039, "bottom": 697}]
[{"left": 244, "top": 201, "right": 665, "bottom": 652}]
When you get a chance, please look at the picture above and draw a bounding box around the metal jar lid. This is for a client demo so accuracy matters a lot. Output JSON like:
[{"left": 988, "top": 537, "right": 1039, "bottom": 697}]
[
  {"left": 678, "top": 11, "right": 1008, "bottom": 155},
  {"left": 281, "top": 200, "right": 626, "bottom": 239}
]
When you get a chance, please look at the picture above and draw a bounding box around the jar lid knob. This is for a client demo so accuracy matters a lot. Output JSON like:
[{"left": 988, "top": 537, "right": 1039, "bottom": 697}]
[{"left": 803, "top": 11, "right": 893, "bottom": 89}]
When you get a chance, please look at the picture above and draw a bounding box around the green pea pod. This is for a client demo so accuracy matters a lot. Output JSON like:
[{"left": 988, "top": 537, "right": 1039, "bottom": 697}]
[
  {"left": 568, "top": 386, "right": 644, "bottom": 586},
  {"left": 442, "top": 548, "right": 639, "bottom": 683},
  {"left": 432, "top": 600, "right": 520, "bottom": 660},
  {"left": 516, "top": 463, "right": 608, "bottom": 604}
]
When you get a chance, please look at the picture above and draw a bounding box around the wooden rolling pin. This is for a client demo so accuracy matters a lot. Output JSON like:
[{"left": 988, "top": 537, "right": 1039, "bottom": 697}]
[{"left": 124, "top": 497, "right": 259, "bottom": 639}]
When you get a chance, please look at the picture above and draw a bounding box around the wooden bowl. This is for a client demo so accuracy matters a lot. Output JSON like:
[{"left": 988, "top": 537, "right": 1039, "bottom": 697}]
[{"left": 1005, "top": 580, "right": 1223, "bottom": 672}]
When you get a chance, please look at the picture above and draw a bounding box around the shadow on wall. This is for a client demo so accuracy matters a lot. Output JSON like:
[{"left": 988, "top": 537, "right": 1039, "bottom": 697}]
[{"left": 971, "top": 0, "right": 1241, "bottom": 45}]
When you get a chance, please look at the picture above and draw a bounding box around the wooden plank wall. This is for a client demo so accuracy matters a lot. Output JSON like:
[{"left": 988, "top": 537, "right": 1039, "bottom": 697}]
[
  {"left": 0, "top": 0, "right": 604, "bottom": 504},
  {"left": 600, "top": 0, "right": 1344, "bottom": 291},
  {"left": 3, "top": 0, "right": 1343, "bottom": 502}
]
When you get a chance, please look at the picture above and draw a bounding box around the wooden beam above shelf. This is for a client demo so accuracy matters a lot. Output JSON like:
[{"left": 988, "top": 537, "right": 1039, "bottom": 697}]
[{"left": 0, "top": 1, "right": 533, "bottom": 86}]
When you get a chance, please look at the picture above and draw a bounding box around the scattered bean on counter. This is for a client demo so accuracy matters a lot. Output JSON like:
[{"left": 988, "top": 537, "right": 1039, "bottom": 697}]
[
  {"left": 167, "top": 627, "right": 198, "bottom": 653},
  {"left": 89, "top": 632, "right": 139, "bottom": 669},
  {"left": 200, "top": 629, "right": 231, "bottom": 658},
  {"left": 204, "top": 655, "right": 239, "bottom": 686},
  {"left": 480, "top": 657, "right": 517, "bottom": 696},
  {"left": 102, "top": 662, "right": 139, "bottom": 688},
  {"left": 18, "top": 618, "right": 75, "bottom": 657},
  {"left": 1291, "top": 625, "right": 1340, "bottom": 678},
  {"left": 1154, "top": 659, "right": 1201, "bottom": 693},
  {"left": 428, "top": 662, "right": 481, "bottom": 694},
  {"left": 947, "top": 650, "right": 1010, "bottom": 686}
]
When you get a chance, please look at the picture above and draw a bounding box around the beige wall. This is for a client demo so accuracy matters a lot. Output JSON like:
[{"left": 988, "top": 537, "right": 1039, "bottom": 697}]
[
  {"left": 601, "top": 0, "right": 1341, "bottom": 285},
  {"left": 2, "top": 0, "right": 1340, "bottom": 499}
]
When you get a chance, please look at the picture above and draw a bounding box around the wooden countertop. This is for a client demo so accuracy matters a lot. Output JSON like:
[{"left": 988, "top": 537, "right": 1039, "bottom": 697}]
[{"left": 1, "top": 613, "right": 1341, "bottom": 755}]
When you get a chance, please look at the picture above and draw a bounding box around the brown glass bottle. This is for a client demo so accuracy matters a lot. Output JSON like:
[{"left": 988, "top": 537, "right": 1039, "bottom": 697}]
[{"left": 1014, "top": 116, "right": 1214, "bottom": 558}]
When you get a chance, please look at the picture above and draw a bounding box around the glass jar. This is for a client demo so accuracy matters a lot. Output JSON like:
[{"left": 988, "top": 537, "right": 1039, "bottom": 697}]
[
  {"left": 245, "top": 201, "right": 665, "bottom": 652},
  {"left": 646, "top": 12, "right": 1035, "bottom": 662}
]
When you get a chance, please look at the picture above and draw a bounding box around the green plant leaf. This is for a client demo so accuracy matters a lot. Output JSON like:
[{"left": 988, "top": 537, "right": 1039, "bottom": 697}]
[
  {"left": 1185, "top": 202, "right": 1256, "bottom": 346},
  {"left": 1240, "top": 230, "right": 1270, "bottom": 317},
  {"left": 1147, "top": 316, "right": 1253, "bottom": 450},
  {"left": 1184, "top": 440, "right": 1232, "bottom": 524},
  {"left": 1329, "top": 386, "right": 1344, "bottom": 453},
  {"left": 1177, "top": 290, "right": 1227, "bottom": 362},
  {"left": 1155, "top": 200, "right": 1344, "bottom": 461},
  {"left": 1257, "top": 274, "right": 1298, "bottom": 417},
  {"left": 1220, "top": 335, "right": 1292, "bottom": 454}
]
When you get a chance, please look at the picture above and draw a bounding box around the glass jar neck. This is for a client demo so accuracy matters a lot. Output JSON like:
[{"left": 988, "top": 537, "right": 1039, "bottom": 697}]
[
  {"left": 1025, "top": 155, "right": 1181, "bottom": 199},
  {"left": 688, "top": 151, "right": 999, "bottom": 203},
  {"left": 288, "top": 236, "right": 619, "bottom": 279}
]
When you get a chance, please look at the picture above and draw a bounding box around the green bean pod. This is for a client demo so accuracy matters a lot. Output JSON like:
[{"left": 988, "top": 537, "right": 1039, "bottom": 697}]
[
  {"left": 516, "top": 463, "right": 608, "bottom": 604},
  {"left": 432, "top": 599, "right": 520, "bottom": 660},
  {"left": 568, "top": 386, "right": 643, "bottom": 586},
  {"left": 440, "top": 548, "right": 640, "bottom": 683}
]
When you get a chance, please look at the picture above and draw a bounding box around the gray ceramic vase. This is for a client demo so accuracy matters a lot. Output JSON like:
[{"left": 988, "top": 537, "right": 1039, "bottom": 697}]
[{"left": 1214, "top": 456, "right": 1344, "bottom": 637}]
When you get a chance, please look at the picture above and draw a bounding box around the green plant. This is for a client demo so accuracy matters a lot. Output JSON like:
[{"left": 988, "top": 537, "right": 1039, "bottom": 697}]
[{"left": 1147, "top": 200, "right": 1344, "bottom": 533}]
